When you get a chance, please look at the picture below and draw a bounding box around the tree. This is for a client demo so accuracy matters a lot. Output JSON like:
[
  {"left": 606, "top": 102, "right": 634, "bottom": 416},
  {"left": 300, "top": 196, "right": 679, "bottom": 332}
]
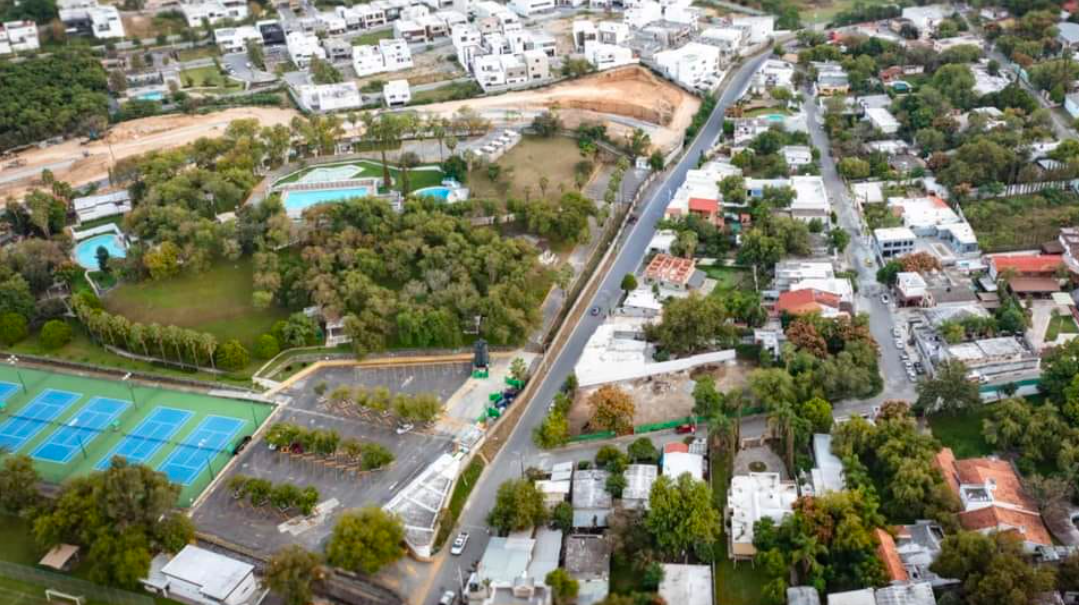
[
  {"left": 0, "top": 312, "right": 28, "bottom": 345},
  {"left": 95, "top": 245, "right": 111, "bottom": 273},
  {"left": 0, "top": 455, "right": 40, "bottom": 515},
  {"left": 533, "top": 410, "right": 569, "bottom": 449},
  {"left": 39, "top": 320, "right": 72, "bottom": 350},
  {"left": 837, "top": 157, "right": 870, "bottom": 180},
  {"left": 546, "top": 568, "right": 579, "bottom": 605},
  {"left": 829, "top": 228, "right": 850, "bottom": 253},
  {"left": 620, "top": 273, "right": 638, "bottom": 295},
  {"left": 487, "top": 479, "right": 547, "bottom": 533},
  {"left": 215, "top": 340, "right": 250, "bottom": 371},
  {"left": 589, "top": 385, "right": 635, "bottom": 436},
  {"left": 799, "top": 397, "right": 833, "bottom": 434},
  {"left": 254, "top": 334, "right": 280, "bottom": 359},
  {"left": 398, "top": 151, "right": 421, "bottom": 195},
  {"left": 644, "top": 293, "right": 737, "bottom": 356},
  {"left": 628, "top": 437, "right": 658, "bottom": 463},
  {"left": 642, "top": 561, "right": 664, "bottom": 590},
  {"left": 326, "top": 507, "right": 405, "bottom": 574},
  {"left": 361, "top": 112, "right": 407, "bottom": 188},
  {"left": 510, "top": 357, "right": 528, "bottom": 383},
  {"left": 264, "top": 546, "right": 325, "bottom": 605},
  {"left": 645, "top": 474, "right": 720, "bottom": 557},
  {"left": 931, "top": 531, "right": 1055, "bottom": 605},
  {"left": 915, "top": 359, "right": 980, "bottom": 414},
  {"left": 531, "top": 111, "right": 562, "bottom": 137}
]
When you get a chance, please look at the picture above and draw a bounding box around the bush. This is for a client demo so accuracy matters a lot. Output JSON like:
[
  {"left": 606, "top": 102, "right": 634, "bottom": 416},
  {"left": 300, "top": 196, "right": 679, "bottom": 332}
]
[
  {"left": 215, "top": 339, "right": 250, "bottom": 371},
  {"left": 253, "top": 333, "right": 280, "bottom": 359},
  {"left": 0, "top": 313, "right": 28, "bottom": 346},
  {"left": 39, "top": 320, "right": 73, "bottom": 350}
]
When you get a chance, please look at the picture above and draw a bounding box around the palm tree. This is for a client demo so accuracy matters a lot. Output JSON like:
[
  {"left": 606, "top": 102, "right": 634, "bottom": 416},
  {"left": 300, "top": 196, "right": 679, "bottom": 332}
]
[
  {"left": 446, "top": 135, "right": 458, "bottom": 157},
  {"left": 766, "top": 399, "right": 798, "bottom": 475},
  {"left": 128, "top": 323, "right": 147, "bottom": 357},
  {"left": 538, "top": 175, "right": 550, "bottom": 198},
  {"left": 361, "top": 112, "right": 404, "bottom": 189},
  {"left": 790, "top": 533, "right": 827, "bottom": 583},
  {"left": 183, "top": 329, "right": 202, "bottom": 370},
  {"left": 164, "top": 325, "right": 185, "bottom": 364},
  {"left": 398, "top": 152, "right": 420, "bottom": 196},
  {"left": 147, "top": 323, "right": 165, "bottom": 361},
  {"left": 432, "top": 117, "right": 448, "bottom": 162},
  {"left": 200, "top": 333, "right": 218, "bottom": 370}
]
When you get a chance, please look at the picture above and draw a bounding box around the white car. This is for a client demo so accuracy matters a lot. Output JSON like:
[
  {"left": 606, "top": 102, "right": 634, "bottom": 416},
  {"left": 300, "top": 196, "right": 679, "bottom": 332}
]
[
  {"left": 395, "top": 423, "right": 414, "bottom": 435},
  {"left": 894, "top": 339, "right": 904, "bottom": 349},
  {"left": 881, "top": 294, "right": 891, "bottom": 304},
  {"left": 440, "top": 591, "right": 456, "bottom": 605},
  {"left": 450, "top": 532, "right": 469, "bottom": 556}
]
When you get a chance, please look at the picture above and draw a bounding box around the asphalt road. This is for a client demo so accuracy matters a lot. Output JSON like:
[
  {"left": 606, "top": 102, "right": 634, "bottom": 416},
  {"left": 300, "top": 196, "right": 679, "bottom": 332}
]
[{"left": 418, "top": 52, "right": 772, "bottom": 605}]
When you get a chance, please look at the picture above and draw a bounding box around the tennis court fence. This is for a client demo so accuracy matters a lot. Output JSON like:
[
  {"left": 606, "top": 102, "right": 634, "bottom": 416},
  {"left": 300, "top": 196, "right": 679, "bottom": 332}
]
[{"left": 0, "top": 560, "right": 154, "bottom": 605}]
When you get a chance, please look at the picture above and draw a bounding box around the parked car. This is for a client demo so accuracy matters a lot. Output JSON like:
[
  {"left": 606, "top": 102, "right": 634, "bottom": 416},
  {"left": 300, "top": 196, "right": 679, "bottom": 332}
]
[
  {"left": 881, "top": 294, "right": 891, "bottom": 304},
  {"left": 440, "top": 591, "right": 456, "bottom": 605},
  {"left": 232, "top": 435, "right": 252, "bottom": 455},
  {"left": 451, "top": 532, "right": 469, "bottom": 556},
  {"left": 892, "top": 328, "right": 902, "bottom": 338},
  {"left": 590, "top": 306, "right": 600, "bottom": 316},
  {"left": 395, "top": 423, "right": 414, "bottom": 435},
  {"left": 675, "top": 424, "right": 696, "bottom": 435},
  {"left": 894, "top": 339, "right": 904, "bottom": 349}
]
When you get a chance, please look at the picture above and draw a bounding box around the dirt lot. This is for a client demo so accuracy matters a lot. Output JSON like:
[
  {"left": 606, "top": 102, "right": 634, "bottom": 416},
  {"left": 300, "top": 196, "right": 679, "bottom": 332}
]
[
  {"left": 541, "top": 16, "right": 584, "bottom": 56},
  {"left": 416, "top": 66, "right": 700, "bottom": 153},
  {"left": 0, "top": 107, "right": 298, "bottom": 199},
  {"left": 567, "top": 361, "right": 752, "bottom": 434},
  {"left": 356, "top": 47, "right": 465, "bottom": 88}
]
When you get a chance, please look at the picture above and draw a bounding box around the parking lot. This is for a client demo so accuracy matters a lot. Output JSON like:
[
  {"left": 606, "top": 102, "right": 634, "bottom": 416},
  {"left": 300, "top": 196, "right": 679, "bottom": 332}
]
[{"left": 192, "top": 362, "right": 472, "bottom": 556}]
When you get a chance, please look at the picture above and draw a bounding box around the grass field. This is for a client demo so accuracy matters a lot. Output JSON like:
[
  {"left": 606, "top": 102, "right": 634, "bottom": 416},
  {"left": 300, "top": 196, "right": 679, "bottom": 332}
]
[
  {"left": 798, "top": 0, "right": 892, "bottom": 23},
  {"left": 711, "top": 443, "right": 769, "bottom": 604},
  {"left": 467, "top": 136, "right": 592, "bottom": 202},
  {"left": 0, "top": 365, "right": 272, "bottom": 506},
  {"left": 962, "top": 193, "right": 1079, "bottom": 253},
  {"left": 928, "top": 405, "right": 997, "bottom": 459},
  {"left": 177, "top": 45, "right": 219, "bottom": 62},
  {"left": 411, "top": 81, "right": 483, "bottom": 105},
  {"left": 1046, "top": 313, "right": 1079, "bottom": 342},
  {"left": 274, "top": 159, "right": 446, "bottom": 193},
  {"left": 702, "top": 265, "right": 752, "bottom": 290},
  {"left": 180, "top": 65, "right": 241, "bottom": 91},
  {"left": 349, "top": 28, "right": 393, "bottom": 46},
  {"left": 103, "top": 258, "right": 288, "bottom": 352}
]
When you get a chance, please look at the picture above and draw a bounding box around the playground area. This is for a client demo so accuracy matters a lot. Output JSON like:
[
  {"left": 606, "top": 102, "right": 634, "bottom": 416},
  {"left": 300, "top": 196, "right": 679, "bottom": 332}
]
[{"left": 0, "top": 365, "right": 272, "bottom": 506}]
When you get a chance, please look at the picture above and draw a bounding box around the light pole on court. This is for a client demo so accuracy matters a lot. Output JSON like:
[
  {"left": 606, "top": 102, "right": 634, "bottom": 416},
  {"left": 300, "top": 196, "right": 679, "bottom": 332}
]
[
  {"left": 122, "top": 372, "right": 138, "bottom": 408},
  {"left": 7, "top": 355, "right": 26, "bottom": 394}
]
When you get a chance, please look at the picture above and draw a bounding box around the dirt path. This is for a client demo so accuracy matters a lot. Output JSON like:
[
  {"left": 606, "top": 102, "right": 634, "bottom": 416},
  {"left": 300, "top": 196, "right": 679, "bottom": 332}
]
[{"left": 0, "top": 107, "right": 299, "bottom": 199}]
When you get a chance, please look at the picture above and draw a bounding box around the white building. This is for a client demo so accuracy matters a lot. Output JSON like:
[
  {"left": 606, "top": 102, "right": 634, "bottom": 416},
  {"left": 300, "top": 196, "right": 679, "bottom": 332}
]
[
  {"left": 572, "top": 19, "right": 597, "bottom": 51},
  {"left": 653, "top": 42, "right": 720, "bottom": 88},
  {"left": 727, "top": 472, "right": 798, "bottom": 559},
  {"left": 143, "top": 545, "right": 260, "bottom": 605},
  {"left": 352, "top": 38, "right": 413, "bottom": 76},
  {"left": 57, "top": 0, "right": 124, "bottom": 39},
  {"left": 865, "top": 107, "right": 900, "bottom": 134},
  {"left": 471, "top": 49, "right": 549, "bottom": 92},
  {"left": 452, "top": 23, "right": 483, "bottom": 70},
  {"left": 789, "top": 175, "right": 830, "bottom": 223},
  {"left": 297, "top": 82, "right": 363, "bottom": 112},
  {"left": 584, "top": 40, "right": 636, "bottom": 70},
  {"left": 874, "top": 227, "right": 917, "bottom": 260},
  {"left": 598, "top": 20, "right": 629, "bottom": 44},
  {"left": 383, "top": 78, "right": 411, "bottom": 106},
  {"left": 663, "top": 3, "right": 701, "bottom": 27},
  {"left": 286, "top": 31, "right": 326, "bottom": 68},
  {"left": 73, "top": 190, "right": 132, "bottom": 223},
  {"left": 699, "top": 26, "right": 745, "bottom": 57},
  {"left": 658, "top": 565, "right": 712, "bottom": 605},
  {"left": 509, "top": 0, "right": 555, "bottom": 16},
  {"left": 901, "top": 4, "right": 948, "bottom": 34},
  {"left": 807, "top": 434, "right": 844, "bottom": 495},
  {"left": 213, "top": 26, "right": 262, "bottom": 53},
  {"left": 380, "top": 38, "right": 414, "bottom": 70},
  {"left": 0, "top": 21, "right": 39, "bottom": 55},
  {"left": 662, "top": 451, "right": 704, "bottom": 481},
  {"left": 623, "top": 0, "right": 662, "bottom": 29},
  {"left": 754, "top": 58, "right": 794, "bottom": 91},
  {"left": 781, "top": 145, "right": 812, "bottom": 168},
  {"left": 731, "top": 14, "right": 774, "bottom": 44},
  {"left": 180, "top": 0, "right": 249, "bottom": 28}
]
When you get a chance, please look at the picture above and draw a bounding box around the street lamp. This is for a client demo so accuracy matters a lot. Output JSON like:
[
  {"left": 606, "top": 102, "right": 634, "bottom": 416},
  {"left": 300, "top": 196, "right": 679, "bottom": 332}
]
[
  {"left": 122, "top": 372, "right": 138, "bottom": 408},
  {"left": 7, "top": 355, "right": 26, "bottom": 394}
]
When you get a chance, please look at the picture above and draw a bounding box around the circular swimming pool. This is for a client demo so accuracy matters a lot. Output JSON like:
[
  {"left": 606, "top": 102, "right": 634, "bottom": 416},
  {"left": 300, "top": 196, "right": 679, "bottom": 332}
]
[{"left": 74, "top": 233, "right": 127, "bottom": 270}]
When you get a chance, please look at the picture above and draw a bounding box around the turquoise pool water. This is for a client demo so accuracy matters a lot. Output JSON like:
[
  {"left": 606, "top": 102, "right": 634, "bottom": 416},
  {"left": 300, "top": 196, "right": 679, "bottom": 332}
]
[
  {"left": 766, "top": 114, "right": 786, "bottom": 122},
  {"left": 74, "top": 234, "right": 127, "bottom": 270},
  {"left": 414, "top": 186, "right": 452, "bottom": 200},
  {"left": 283, "top": 187, "right": 371, "bottom": 215},
  {"left": 138, "top": 91, "right": 165, "bottom": 101}
]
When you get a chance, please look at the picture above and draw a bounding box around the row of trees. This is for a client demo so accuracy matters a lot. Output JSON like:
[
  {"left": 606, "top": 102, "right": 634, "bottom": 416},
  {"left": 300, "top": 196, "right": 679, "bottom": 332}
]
[
  {"left": 72, "top": 293, "right": 251, "bottom": 371},
  {"left": 323, "top": 383, "right": 443, "bottom": 423},
  {"left": 227, "top": 475, "right": 320, "bottom": 515},
  {"left": 263, "top": 422, "right": 396, "bottom": 469}
]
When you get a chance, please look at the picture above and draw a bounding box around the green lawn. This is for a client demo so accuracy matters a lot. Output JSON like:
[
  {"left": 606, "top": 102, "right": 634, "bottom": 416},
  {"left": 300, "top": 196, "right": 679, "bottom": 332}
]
[
  {"left": 1045, "top": 313, "right": 1079, "bottom": 342},
  {"left": 180, "top": 65, "right": 240, "bottom": 90},
  {"left": 177, "top": 45, "right": 219, "bottom": 62},
  {"left": 275, "top": 159, "right": 445, "bottom": 193},
  {"left": 800, "top": 0, "right": 893, "bottom": 23},
  {"left": 928, "top": 405, "right": 997, "bottom": 459},
  {"left": 350, "top": 29, "right": 393, "bottom": 46},
  {"left": 103, "top": 258, "right": 288, "bottom": 351},
  {"left": 467, "top": 136, "right": 592, "bottom": 202},
  {"left": 411, "top": 81, "right": 483, "bottom": 105},
  {"left": 743, "top": 106, "right": 790, "bottom": 118},
  {"left": 702, "top": 265, "right": 751, "bottom": 291}
]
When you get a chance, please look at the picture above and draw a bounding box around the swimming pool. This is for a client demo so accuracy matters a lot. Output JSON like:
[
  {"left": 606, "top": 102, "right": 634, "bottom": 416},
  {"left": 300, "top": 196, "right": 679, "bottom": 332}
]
[
  {"left": 283, "top": 187, "right": 371, "bottom": 216},
  {"left": 138, "top": 91, "right": 165, "bottom": 101},
  {"left": 414, "top": 186, "right": 452, "bottom": 200},
  {"left": 74, "top": 234, "right": 127, "bottom": 270},
  {"left": 765, "top": 114, "right": 786, "bottom": 122}
]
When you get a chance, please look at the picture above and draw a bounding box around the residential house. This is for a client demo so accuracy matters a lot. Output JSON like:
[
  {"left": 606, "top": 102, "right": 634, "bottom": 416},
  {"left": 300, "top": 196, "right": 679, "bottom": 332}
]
[
  {"left": 622, "top": 464, "right": 658, "bottom": 510},
  {"left": 180, "top": 0, "right": 249, "bottom": 28},
  {"left": 1066, "top": 94, "right": 1079, "bottom": 121},
  {"left": 286, "top": 31, "right": 326, "bottom": 68},
  {"left": 873, "top": 583, "right": 937, "bottom": 605},
  {"left": 0, "top": 21, "right": 39, "bottom": 55},
  {"left": 887, "top": 195, "right": 979, "bottom": 255},
  {"left": 731, "top": 14, "right": 773, "bottom": 44},
  {"left": 934, "top": 448, "right": 1053, "bottom": 551},
  {"left": 257, "top": 20, "right": 286, "bottom": 45},
  {"left": 874, "top": 227, "right": 916, "bottom": 259},
  {"left": 727, "top": 472, "right": 798, "bottom": 559},
  {"left": 466, "top": 536, "right": 553, "bottom": 605},
  {"left": 892, "top": 521, "right": 956, "bottom": 587},
  {"left": 564, "top": 535, "right": 610, "bottom": 605},
  {"left": 383, "top": 79, "right": 410, "bottom": 107},
  {"left": 573, "top": 19, "right": 597, "bottom": 50},
  {"left": 807, "top": 433, "right": 844, "bottom": 495},
  {"left": 781, "top": 145, "right": 813, "bottom": 169},
  {"left": 509, "top": 0, "right": 555, "bottom": 17},
  {"left": 773, "top": 260, "right": 834, "bottom": 292},
  {"left": 787, "top": 587, "right": 821, "bottom": 605},
  {"left": 584, "top": 41, "right": 636, "bottom": 70},
  {"left": 214, "top": 26, "right": 262, "bottom": 53},
  {"left": 988, "top": 253, "right": 1063, "bottom": 280},
  {"left": 776, "top": 288, "right": 844, "bottom": 317},
  {"left": 73, "top": 190, "right": 132, "bottom": 224},
  {"left": 895, "top": 272, "right": 929, "bottom": 307},
  {"left": 699, "top": 26, "right": 745, "bottom": 59},
  {"left": 623, "top": 1, "right": 662, "bottom": 29},
  {"left": 653, "top": 42, "right": 720, "bottom": 88},
  {"left": 865, "top": 107, "right": 900, "bottom": 134},
  {"left": 572, "top": 469, "right": 612, "bottom": 528},
  {"left": 57, "top": 0, "right": 124, "bottom": 39},
  {"left": 1059, "top": 21, "right": 1079, "bottom": 50},
  {"left": 141, "top": 545, "right": 261, "bottom": 605},
  {"left": 643, "top": 254, "right": 705, "bottom": 292},
  {"left": 789, "top": 175, "right": 830, "bottom": 223},
  {"left": 598, "top": 21, "right": 629, "bottom": 44},
  {"left": 937, "top": 337, "right": 1039, "bottom": 390},
  {"left": 901, "top": 5, "right": 947, "bottom": 33},
  {"left": 814, "top": 62, "right": 849, "bottom": 96},
  {"left": 753, "top": 58, "right": 794, "bottom": 90},
  {"left": 662, "top": 447, "right": 704, "bottom": 481},
  {"left": 393, "top": 19, "right": 428, "bottom": 42}
]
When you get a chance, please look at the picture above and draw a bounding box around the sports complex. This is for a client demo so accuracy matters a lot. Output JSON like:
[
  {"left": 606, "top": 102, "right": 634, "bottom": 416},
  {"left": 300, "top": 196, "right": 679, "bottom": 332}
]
[{"left": 0, "top": 365, "right": 273, "bottom": 506}]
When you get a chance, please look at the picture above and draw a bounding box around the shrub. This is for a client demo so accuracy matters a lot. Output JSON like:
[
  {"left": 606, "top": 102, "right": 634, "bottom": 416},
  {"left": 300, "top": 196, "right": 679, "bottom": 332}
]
[
  {"left": 39, "top": 320, "right": 73, "bottom": 350},
  {"left": 215, "top": 339, "right": 250, "bottom": 371},
  {"left": 0, "top": 313, "right": 28, "bottom": 346},
  {"left": 253, "top": 334, "right": 280, "bottom": 359}
]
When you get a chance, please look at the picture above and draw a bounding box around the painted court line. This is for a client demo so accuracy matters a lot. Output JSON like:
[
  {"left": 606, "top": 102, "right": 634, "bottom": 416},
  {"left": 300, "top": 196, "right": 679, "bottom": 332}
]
[
  {"left": 157, "top": 415, "right": 245, "bottom": 486},
  {"left": 32, "top": 397, "right": 130, "bottom": 464},
  {"left": 0, "top": 389, "right": 82, "bottom": 453},
  {"left": 0, "top": 381, "right": 18, "bottom": 403},
  {"left": 95, "top": 406, "right": 194, "bottom": 470}
]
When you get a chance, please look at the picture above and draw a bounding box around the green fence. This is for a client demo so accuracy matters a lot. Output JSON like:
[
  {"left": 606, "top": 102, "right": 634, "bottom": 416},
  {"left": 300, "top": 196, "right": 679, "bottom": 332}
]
[
  {"left": 568, "top": 430, "right": 616, "bottom": 443},
  {"left": 0, "top": 560, "right": 154, "bottom": 605},
  {"left": 633, "top": 416, "right": 701, "bottom": 435}
]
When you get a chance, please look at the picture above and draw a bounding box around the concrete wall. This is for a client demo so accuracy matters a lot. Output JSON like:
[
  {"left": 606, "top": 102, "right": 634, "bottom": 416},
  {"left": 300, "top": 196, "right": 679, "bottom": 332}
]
[{"left": 578, "top": 349, "right": 735, "bottom": 387}]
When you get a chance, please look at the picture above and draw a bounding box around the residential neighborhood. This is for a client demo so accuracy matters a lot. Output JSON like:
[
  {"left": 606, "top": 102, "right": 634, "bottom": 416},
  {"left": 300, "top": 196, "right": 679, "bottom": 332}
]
[{"left": 3, "top": 1, "right": 1079, "bottom": 605}]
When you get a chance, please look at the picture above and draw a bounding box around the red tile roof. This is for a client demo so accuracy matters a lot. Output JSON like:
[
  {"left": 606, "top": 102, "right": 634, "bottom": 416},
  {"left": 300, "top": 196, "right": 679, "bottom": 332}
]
[
  {"left": 663, "top": 442, "right": 689, "bottom": 454},
  {"left": 688, "top": 197, "right": 719, "bottom": 214},
  {"left": 959, "top": 506, "right": 1053, "bottom": 547},
  {"left": 991, "top": 254, "right": 1063, "bottom": 275},
  {"left": 934, "top": 448, "right": 960, "bottom": 495},
  {"left": 775, "top": 289, "right": 841, "bottom": 315},
  {"left": 953, "top": 456, "right": 1039, "bottom": 512},
  {"left": 875, "top": 528, "right": 908, "bottom": 583},
  {"left": 644, "top": 254, "right": 696, "bottom": 286}
]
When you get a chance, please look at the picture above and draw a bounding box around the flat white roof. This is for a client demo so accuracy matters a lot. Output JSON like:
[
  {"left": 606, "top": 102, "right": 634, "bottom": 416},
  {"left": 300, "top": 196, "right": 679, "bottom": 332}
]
[
  {"left": 384, "top": 78, "right": 409, "bottom": 94},
  {"left": 827, "top": 589, "right": 876, "bottom": 605},
  {"left": 659, "top": 565, "right": 712, "bottom": 605},
  {"left": 727, "top": 473, "right": 797, "bottom": 549},
  {"left": 662, "top": 451, "right": 703, "bottom": 481},
  {"left": 874, "top": 227, "right": 916, "bottom": 242},
  {"left": 865, "top": 106, "right": 899, "bottom": 129},
  {"left": 790, "top": 176, "right": 829, "bottom": 212},
  {"left": 161, "top": 545, "right": 253, "bottom": 601}
]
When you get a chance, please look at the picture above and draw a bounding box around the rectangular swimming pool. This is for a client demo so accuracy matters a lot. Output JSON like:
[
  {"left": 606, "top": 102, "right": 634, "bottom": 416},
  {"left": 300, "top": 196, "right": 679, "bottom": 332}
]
[{"left": 283, "top": 187, "right": 371, "bottom": 216}]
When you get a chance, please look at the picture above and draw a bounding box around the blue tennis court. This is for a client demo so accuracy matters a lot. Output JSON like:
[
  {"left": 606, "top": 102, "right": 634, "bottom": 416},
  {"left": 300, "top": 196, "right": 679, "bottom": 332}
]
[
  {"left": 0, "top": 389, "right": 81, "bottom": 453},
  {"left": 95, "top": 407, "right": 194, "bottom": 470},
  {"left": 0, "top": 381, "right": 18, "bottom": 404},
  {"left": 32, "top": 397, "right": 130, "bottom": 463},
  {"left": 157, "top": 416, "right": 245, "bottom": 485}
]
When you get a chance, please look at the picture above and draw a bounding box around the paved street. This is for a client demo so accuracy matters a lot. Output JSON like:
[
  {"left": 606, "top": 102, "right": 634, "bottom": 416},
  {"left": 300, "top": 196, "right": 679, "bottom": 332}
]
[
  {"left": 414, "top": 52, "right": 772, "bottom": 605},
  {"left": 985, "top": 47, "right": 1078, "bottom": 142}
]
